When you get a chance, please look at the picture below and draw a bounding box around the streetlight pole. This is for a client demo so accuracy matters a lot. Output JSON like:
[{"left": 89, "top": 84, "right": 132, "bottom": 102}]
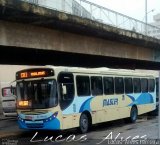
[
  {"left": 145, "top": 0, "right": 147, "bottom": 34},
  {"left": 159, "top": 72, "right": 160, "bottom": 139}
]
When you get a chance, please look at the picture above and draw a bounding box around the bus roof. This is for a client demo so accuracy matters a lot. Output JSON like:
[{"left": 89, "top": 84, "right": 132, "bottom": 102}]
[{"left": 16, "top": 65, "right": 158, "bottom": 78}]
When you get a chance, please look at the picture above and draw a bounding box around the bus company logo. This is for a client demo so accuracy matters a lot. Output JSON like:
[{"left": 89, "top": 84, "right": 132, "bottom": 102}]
[
  {"left": 103, "top": 98, "right": 118, "bottom": 107},
  {"left": 25, "top": 115, "right": 33, "bottom": 120}
]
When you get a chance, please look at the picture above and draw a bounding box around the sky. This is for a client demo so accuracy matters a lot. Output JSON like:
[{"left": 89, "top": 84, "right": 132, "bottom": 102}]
[{"left": 87, "top": 0, "right": 160, "bottom": 23}]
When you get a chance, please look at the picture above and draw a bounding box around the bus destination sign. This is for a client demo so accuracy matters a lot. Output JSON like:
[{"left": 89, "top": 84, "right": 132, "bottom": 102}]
[{"left": 16, "top": 68, "right": 54, "bottom": 80}]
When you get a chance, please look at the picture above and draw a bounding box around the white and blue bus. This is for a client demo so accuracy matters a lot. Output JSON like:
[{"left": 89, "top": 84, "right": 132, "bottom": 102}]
[{"left": 15, "top": 66, "right": 156, "bottom": 133}]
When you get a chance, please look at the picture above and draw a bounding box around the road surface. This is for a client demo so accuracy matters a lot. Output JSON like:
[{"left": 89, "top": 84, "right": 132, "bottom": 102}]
[{"left": 0, "top": 116, "right": 158, "bottom": 145}]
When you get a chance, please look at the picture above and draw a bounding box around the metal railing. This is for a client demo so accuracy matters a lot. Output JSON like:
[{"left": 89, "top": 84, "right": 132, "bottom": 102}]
[{"left": 21, "top": 0, "right": 160, "bottom": 39}]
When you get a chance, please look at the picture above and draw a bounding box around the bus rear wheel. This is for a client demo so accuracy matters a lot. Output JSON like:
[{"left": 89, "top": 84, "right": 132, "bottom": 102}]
[
  {"left": 125, "top": 106, "right": 138, "bottom": 123},
  {"left": 129, "top": 106, "right": 138, "bottom": 123},
  {"left": 79, "top": 113, "right": 89, "bottom": 134}
]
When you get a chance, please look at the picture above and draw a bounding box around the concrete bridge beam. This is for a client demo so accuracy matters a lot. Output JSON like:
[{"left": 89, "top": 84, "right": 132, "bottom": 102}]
[{"left": 0, "top": 20, "right": 156, "bottom": 62}]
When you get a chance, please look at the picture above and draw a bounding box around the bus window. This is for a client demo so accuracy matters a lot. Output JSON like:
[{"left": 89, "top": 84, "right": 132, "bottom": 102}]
[
  {"left": 103, "top": 77, "right": 114, "bottom": 95},
  {"left": 76, "top": 76, "right": 90, "bottom": 96},
  {"left": 58, "top": 72, "right": 74, "bottom": 110},
  {"left": 124, "top": 78, "right": 133, "bottom": 94},
  {"left": 156, "top": 78, "right": 159, "bottom": 103},
  {"left": 156, "top": 78, "right": 159, "bottom": 97},
  {"left": 115, "top": 77, "right": 124, "bottom": 94},
  {"left": 133, "top": 78, "right": 141, "bottom": 93},
  {"left": 16, "top": 80, "right": 57, "bottom": 109},
  {"left": 91, "top": 76, "right": 103, "bottom": 96},
  {"left": 148, "top": 79, "right": 155, "bottom": 92},
  {"left": 141, "top": 78, "right": 148, "bottom": 93}
]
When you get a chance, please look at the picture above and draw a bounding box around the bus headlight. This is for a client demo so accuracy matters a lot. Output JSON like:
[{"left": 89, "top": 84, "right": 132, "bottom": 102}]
[
  {"left": 18, "top": 116, "right": 24, "bottom": 122},
  {"left": 52, "top": 111, "right": 58, "bottom": 118},
  {"left": 44, "top": 112, "right": 58, "bottom": 122}
]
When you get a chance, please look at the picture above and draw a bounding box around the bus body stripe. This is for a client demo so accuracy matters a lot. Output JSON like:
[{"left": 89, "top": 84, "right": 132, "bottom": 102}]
[
  {"left": 79, "top": 97, "right": 93, "bottom": 113},
  {"left": 128, "top": 93, "right": 154, "bottom": 106}
]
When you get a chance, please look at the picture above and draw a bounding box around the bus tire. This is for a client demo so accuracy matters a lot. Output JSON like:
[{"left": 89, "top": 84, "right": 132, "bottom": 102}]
[
  {"left": 129, "top": 106, "right": 138, "bottom": 123},
  {"left": 124, "top": 106, "right": 138, "bottom": 123},
  {"left": 79, "top": 113, "right": 90, "bottom": 134}
]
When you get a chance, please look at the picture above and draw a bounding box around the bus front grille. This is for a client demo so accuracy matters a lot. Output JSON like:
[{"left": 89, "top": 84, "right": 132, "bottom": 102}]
[{"left": 26, "top": 123, "right": 44, "bottom": 128}]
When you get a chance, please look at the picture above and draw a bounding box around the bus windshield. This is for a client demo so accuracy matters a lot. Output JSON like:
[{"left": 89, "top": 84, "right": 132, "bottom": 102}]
[{"left": 16, "top": 79, "right": 58, "bottom": 109}]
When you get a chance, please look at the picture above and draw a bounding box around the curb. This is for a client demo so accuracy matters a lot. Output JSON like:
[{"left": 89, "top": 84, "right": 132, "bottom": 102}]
[{"left": 0, "top": 115, "right": 17, "bottom": 121}]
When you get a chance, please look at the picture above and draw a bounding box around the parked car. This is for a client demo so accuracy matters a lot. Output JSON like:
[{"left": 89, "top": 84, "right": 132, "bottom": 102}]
[{"left": 1, "top": 87, "right": 17, "bottom": 117}]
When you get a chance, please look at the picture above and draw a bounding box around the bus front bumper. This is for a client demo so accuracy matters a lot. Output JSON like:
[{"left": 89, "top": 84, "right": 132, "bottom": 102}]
[{"left": 18, "top": 117, "right": 60, "bottom": 130}]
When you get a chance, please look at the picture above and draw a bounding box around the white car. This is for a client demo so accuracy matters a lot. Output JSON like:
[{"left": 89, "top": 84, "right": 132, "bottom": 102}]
[{"left": 1, "top": 87, "right": 17, "bottom": 117}]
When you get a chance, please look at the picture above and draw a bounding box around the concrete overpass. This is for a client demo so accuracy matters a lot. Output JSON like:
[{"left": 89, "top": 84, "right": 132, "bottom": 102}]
[{"left": 0, "top": 0, "right": 160, "bottom": 69}]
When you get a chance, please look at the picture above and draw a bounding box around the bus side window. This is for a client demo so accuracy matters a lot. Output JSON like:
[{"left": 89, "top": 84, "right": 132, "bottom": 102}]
[
  {"left": 156, "top": 78, "right": 159, "bottom": 102},
  {"left": 58, "top": 72, "right": 74, "bottom": 110},
  {"left": 148, "top": 79, "right": 155, "bottom": 92},
  {"left": 133, "top": 78, "right": 141, "bottom": 93},
  {"left": 124, "top": 78, "right": 133, "bottom": 94},
  {"left": 76, "top": 76, "right": 90, "bottom": 97},
  {"left": 141, "top": 78, "right": 148, "bottom": 93},
  {"left": 115, "top": 77, "right": 124, "bottom": 94},
  {"left": 91, "top": 76, "right": 103, "bottom": 96},
  {"left": 156, "top": 78, "right": 159, "bottom": 96},
  {"left": 103, "top": 77, "right": 114, "bottom": 95}
]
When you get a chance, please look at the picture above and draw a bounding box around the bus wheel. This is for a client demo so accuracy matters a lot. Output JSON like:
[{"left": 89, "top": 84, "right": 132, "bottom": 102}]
[
  {"left": 130, "top": 106, "right": 138, "bottom": 123},
  {"left": 79, "top": 113, "right": 89, "bottom": 134}
]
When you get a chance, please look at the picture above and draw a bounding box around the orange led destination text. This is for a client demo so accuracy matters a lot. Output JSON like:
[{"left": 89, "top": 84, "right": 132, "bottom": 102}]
[
  {"left": 20, "top": 72, "right": 28, "bottom": 78},
  {"left": 30, "top": 71, "right": 46, "bottom": 77},
  {"left": 18, "top": 101, "right": 29, "bottom": 107}
]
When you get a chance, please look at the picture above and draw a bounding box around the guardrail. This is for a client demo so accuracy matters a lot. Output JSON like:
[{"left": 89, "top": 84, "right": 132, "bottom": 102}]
[{"left": 22, "top": 0, "right": 160, "bottom": 39}]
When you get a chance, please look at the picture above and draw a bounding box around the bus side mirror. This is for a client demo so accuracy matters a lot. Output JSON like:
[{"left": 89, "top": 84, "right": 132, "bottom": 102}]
[
  {"left": 62, "top": 85, "right": 67, "bottom": 95},
  {"left": 10, "top": 85, "right": 13, "bottom": 94},
  {"left": 10, "top": 86, "right": 16, "bottom": 96}
]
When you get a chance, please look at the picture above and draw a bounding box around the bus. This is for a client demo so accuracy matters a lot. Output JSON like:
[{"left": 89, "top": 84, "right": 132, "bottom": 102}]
[
  {"left": 1, "top": 86, "right": 17, "bottom": 117},
  {"left": 15, "top": 66, "right": 156, "bottom": 133}
]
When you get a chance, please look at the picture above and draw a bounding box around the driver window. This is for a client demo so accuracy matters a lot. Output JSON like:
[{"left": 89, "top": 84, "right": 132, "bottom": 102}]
[{"left": 58, "top": 72, "right": 74, "bottom": 110}]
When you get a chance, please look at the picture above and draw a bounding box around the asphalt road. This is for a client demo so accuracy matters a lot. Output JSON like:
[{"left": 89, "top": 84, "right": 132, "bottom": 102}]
[{"left": 0, "top": 116, "right": 158, "bottom": 145}]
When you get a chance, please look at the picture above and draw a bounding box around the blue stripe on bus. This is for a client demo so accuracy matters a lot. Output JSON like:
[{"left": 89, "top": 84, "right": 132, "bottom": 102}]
[
  {"left": 127, "top": 95, "right": 136, "bottom": 102},
  {"left": 128, "top": 93, "right": 154, "bottom": 106},
  {"left": 79, "top": 97, "right": 93, "bottom": 113},
  {"left": 62, "top": 96, "right": 92, "bottom": 115}
]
